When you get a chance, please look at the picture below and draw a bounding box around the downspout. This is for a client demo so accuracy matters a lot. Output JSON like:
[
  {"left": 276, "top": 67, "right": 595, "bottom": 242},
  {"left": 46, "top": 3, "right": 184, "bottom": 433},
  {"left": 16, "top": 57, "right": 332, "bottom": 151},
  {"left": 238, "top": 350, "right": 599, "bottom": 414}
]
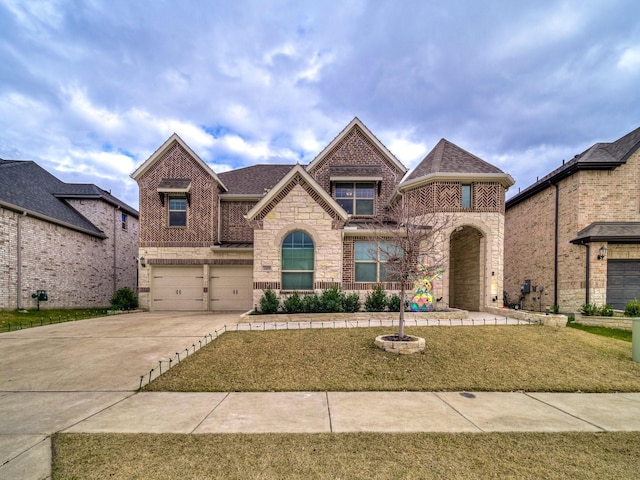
[
  {"left": 16, "top": 212, "right": 24, "bottom": 309},
  {"left": 552, "top": 182, "right": 559, "bottom": 308},
  {"left": 113, "top": 206, "right": 120, "bottom": 293},
  {"left": 584, "top": 243, "right": 590, "bottom": 305}
]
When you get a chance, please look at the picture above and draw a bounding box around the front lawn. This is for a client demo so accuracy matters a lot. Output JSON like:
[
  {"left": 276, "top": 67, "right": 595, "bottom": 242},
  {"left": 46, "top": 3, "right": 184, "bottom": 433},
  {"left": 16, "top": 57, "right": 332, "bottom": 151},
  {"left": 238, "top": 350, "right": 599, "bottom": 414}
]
[
  {"left": 143, "top": 325, "right": 640, "bottom": 392},
  {"left": 53, "top": 431, "right": 640, "bottom": 480}
]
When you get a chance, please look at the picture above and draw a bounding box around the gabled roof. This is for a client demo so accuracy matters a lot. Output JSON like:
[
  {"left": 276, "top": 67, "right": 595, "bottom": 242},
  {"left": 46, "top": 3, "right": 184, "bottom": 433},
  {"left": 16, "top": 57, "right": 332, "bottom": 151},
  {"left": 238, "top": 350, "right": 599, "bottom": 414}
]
[
  {"left": 130, "top": 133, "right": 227, "bottom": 191},
  {"left": 400, "top": 138, "right": 514, "bottom": 190},
  {"left": 306, "top": 117, "right": 407, "bottom": 175},
  {"left": 570, "top": 222, "right": 640, "bottom": 244},
  {"left": 507, "top": 125, "right": 640, "bottom": 208},
  {"left": 218, "top": 164, "right": 295, "bottom": 196},
  {"left": 244, "top": 164, "right": 348, "bottom": 224},
  {"left": 0, "top": 160, "right": 137, "bottom": 237}
]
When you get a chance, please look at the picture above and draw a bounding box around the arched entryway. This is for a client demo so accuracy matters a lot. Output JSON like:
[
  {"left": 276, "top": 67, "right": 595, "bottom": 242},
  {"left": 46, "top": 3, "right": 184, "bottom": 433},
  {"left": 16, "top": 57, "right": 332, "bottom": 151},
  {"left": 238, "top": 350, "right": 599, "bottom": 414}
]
[{"left": 449, "top": 225, "right": 484, "bottom": 311}]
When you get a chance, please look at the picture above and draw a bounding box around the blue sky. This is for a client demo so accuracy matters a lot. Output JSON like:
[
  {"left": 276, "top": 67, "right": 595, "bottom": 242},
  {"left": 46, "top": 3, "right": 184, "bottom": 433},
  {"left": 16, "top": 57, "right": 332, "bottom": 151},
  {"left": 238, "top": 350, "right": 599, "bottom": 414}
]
[{"left": 1, "top": 0, "right": 639, "bottom": 210}]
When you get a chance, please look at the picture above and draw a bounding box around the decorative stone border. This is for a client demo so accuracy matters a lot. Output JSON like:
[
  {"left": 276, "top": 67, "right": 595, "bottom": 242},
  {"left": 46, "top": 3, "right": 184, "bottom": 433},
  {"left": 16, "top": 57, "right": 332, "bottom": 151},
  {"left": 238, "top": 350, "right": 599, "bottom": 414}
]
[
  {"left": 375, "top": 334, "right": 426, "bottom": 354},
  {"left": 240, "top": 309, "right": 467, "bottom": 323}
]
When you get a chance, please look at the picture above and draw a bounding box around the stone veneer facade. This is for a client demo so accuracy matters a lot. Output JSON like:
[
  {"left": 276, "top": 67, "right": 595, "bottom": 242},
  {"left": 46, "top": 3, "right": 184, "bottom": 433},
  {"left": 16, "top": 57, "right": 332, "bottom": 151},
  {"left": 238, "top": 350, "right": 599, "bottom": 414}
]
[
  {"left": 504, "top": 147, "right": 640, "bottom": 313},
  {"left": 0, "top": 199, "right": 139, "bottom": 310},
  {"left": 133, "top": 124, "right": 511, "bottom": 313}
]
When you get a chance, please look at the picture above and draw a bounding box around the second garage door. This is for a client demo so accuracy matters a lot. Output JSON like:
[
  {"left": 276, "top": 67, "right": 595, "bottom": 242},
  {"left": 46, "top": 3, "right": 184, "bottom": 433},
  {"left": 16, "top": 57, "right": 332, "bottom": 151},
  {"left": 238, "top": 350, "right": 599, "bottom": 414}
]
[
  {"left": 607, "top": 260, "right": 640, "bottom": 310},
  {"left": 210, "top": 266, "right": 253, "bottom": 311},
  {"left": 152, "top": 266, "right": 204, "bottom": 311}
]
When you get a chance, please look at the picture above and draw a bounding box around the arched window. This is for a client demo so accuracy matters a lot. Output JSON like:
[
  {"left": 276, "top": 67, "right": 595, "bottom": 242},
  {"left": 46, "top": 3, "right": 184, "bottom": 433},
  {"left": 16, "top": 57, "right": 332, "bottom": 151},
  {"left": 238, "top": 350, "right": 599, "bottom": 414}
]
[{"left": 282, "top": 231, "right": 314, "bottom": 290}]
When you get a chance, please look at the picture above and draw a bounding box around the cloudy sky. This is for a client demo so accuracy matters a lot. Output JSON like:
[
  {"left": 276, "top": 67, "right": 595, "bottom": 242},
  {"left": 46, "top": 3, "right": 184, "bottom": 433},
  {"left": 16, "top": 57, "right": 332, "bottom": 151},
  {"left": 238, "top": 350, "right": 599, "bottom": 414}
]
[{"left": 2, "top": 0, "right": 639, "bottom": 210}]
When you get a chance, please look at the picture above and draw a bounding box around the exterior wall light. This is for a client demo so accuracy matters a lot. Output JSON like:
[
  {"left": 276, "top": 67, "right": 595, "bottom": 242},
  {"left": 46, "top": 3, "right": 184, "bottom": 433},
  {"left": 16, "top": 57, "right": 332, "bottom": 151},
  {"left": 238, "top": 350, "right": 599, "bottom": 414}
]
[
  {"left": 140, "top": 256, "right": 146, "bottom": 267},
  {"left": 597, "top": 246, "right": 607, "bottom": 260}
]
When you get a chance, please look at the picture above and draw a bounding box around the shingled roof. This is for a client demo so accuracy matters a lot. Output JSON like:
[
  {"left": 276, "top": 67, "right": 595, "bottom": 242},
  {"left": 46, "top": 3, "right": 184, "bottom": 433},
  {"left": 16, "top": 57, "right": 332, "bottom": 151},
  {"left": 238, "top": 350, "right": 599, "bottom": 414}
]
[
  {"left": 400, "top": 138, "right": 514, "bottom": 192},
  {"left": 507, "top": 125, "right": 640, "bottom": 208},
  {"left": 218, "top": 164, "right": 296, "bottom": 195},
  {"left": 0, "top": 159, "right": 137, "bottom": 237},
  {"left": 405, "top": 138, "right": 505, "bottom": 182}
]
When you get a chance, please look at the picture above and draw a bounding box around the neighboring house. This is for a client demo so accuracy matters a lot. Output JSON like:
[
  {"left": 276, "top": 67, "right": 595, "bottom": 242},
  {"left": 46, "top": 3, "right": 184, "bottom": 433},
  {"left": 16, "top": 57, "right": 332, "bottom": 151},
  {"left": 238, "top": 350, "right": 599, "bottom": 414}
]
[
  {"left": 131, "top": 118, "right": 514, "bottom": 312},
  {"left": 504, "top": 126, "right": 640, "bottom": 313},
  {"left": 0, "top": 159, "right": 139, "bottom": 310}
]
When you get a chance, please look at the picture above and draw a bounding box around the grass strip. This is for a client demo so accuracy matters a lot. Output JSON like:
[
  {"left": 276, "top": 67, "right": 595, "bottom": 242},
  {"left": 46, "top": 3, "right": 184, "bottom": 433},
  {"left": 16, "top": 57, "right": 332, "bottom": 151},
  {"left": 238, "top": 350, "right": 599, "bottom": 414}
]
[
  {"left": 0, "top": 308, "right": 108, "bottom": 332},
  {"left": 143, "top": 325, "right": 640, "bottom": 392},
  {"left": 567, "top": 322, "right": 632, "bottom": 342},
  {"left": 53, "top": 432, "right": 640, "bottom": 479}
]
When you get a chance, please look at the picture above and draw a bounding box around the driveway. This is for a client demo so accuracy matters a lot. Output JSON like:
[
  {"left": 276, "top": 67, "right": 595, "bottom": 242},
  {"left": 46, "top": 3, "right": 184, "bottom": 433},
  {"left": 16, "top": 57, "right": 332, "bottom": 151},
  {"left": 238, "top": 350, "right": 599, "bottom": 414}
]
[{"left": 0, "top": 311, "right": 241, "bottom": 479}]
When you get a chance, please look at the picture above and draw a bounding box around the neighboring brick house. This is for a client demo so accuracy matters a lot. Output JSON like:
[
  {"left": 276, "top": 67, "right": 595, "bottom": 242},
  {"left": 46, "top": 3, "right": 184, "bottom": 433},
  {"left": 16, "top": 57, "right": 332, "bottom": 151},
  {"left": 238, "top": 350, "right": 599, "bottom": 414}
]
[
  {"left": 0, "top": 160, "right": 139, "bottom": 310},
  {"left": 132, "top": 118, "right": 514, "bottom": 312},
  {"left": 504, "top": 126, "right": 640, "bottom": 313}
]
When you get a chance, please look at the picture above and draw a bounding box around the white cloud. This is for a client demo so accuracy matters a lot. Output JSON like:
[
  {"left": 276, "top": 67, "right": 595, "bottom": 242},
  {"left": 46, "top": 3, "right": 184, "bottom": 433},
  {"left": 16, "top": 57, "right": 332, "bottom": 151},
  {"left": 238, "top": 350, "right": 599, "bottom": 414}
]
[
  {"left": 618, "top": 46, "right": 640, "bottom": 71},
  {"left": 62, "top": 86, "right": 122, "bottom": 130}
]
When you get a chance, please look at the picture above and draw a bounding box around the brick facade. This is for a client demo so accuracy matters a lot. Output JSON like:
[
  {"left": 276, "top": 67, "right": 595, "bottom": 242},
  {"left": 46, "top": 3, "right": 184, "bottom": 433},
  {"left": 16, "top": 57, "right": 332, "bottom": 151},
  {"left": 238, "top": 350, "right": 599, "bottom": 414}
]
[
  {"left": 138, "top": 142, "right": 221, "bottom": 247},
  {"left": 307, "top": 125, "right": 404, "bottom": 218},
  {"left": 134, "top": 122, "right": 511, "bottom": 312},
  {"left": 505, "top": 139, "right": 640, "bottom": 313},
  {"left": 0, "top": 200, "right": 139, "bottom": 310}
]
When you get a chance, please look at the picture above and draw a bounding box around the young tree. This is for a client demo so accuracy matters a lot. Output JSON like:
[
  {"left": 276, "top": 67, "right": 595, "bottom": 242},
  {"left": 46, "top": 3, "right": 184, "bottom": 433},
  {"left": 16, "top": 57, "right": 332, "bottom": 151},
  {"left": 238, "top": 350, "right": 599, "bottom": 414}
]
[{"left": 367, "top": 192, "right": 451, "bottom": 339}]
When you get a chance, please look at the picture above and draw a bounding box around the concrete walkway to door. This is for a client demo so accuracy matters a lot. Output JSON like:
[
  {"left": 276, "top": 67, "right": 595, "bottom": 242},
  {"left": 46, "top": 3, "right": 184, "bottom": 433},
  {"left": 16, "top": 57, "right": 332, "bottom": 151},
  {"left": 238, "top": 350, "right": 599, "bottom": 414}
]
[{"left": 2, "top": 311, "right": 640, "bottom": 479}]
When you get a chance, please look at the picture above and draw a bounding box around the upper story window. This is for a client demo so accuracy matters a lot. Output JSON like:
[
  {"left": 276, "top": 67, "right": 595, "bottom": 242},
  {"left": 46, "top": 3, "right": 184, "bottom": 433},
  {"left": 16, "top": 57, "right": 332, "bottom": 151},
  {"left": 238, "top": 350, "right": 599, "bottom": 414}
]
[
  {"left": 335, "top": 182, "right": 374, "bottom": 215},
  {"left": 121, "top": 213, "right": 127, "bottom": 230},
  {"left": 168, "top": 196, "right": 187, "bottom": 227},
  {"left": 462, "top": 184, "right": 472, "bottom": 209},
  {"left": 282, "top": 231, "right": 314, "bottom": 290}
]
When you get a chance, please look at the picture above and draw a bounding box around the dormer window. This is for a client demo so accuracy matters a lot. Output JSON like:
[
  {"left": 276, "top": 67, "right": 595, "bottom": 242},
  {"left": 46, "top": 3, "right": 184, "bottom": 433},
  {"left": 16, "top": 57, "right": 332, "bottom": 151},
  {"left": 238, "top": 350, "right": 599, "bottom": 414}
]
[{"left": 335, "top": 182, "right": 374, "bottom": 215}]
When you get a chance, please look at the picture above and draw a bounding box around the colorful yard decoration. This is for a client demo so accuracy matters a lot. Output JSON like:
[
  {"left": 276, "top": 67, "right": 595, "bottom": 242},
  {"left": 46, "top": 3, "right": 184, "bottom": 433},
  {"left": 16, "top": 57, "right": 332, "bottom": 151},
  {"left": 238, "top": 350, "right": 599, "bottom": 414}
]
[{"left": 410, "top": 260, "right": 443, "bottom": 312}]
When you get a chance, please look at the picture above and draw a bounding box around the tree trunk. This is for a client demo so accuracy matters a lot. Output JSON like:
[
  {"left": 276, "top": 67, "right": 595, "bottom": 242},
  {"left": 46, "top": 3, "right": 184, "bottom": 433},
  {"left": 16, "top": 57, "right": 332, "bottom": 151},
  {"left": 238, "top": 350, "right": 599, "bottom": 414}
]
[{"left": 398, "top": 282, "right": 405, "bottom": 338}]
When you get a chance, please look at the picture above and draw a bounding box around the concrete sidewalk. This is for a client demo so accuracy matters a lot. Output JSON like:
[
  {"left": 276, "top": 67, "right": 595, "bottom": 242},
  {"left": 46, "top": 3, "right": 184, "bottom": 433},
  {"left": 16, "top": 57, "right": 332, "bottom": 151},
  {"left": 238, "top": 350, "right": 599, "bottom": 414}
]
[
  {"left": 62, "top": 391, "right": 640, "bottom": 435},
  {"left": 1, "top": 310, "right": 639, "bottom": 479}
]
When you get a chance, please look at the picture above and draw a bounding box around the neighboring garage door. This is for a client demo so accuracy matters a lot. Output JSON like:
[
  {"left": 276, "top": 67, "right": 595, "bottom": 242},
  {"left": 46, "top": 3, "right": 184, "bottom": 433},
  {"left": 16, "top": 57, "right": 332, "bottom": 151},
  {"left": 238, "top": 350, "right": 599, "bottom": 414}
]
[
  {"left": 152, "top": 266, "right": 204, "bottom": 311},
  {"left": 607, "top": 260, "right": 640, "bottom": 310},
  {"left": 210, "top": 266, "right": 253, "bottom": 311}
]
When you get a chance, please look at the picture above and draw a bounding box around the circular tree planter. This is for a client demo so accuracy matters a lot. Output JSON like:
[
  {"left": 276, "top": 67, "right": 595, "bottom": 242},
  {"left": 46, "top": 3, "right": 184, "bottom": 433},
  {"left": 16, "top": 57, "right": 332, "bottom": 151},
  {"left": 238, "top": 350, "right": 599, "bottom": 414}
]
[{"left": 375, "top": 334, "right": 425, "bottom": 355}]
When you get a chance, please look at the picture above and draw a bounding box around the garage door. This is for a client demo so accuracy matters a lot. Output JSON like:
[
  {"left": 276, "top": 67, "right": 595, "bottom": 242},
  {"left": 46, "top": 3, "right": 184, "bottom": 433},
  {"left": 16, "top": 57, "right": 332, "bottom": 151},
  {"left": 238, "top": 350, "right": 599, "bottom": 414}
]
[
  {"left": 607, "top": 260, "right": 640, "bottom": 310},
  {"left": 152, "top": 266, "right": 204, "bottom": 311},
  {"left": 210, "top": 266, "right": 253, "bottom": 311}
]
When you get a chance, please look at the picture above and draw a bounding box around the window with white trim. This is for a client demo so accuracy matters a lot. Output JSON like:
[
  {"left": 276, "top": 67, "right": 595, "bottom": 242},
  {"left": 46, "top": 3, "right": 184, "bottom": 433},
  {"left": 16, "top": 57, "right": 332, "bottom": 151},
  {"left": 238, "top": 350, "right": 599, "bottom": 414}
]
[
  {"left": 168, "top": 196, "right": 187, "bottom": 227},
  {"left": 282, "top": 231, "right": 314, "bottom": 290},
  {"left": 335, "top": 182, "right": 374, "bottom": 215}
]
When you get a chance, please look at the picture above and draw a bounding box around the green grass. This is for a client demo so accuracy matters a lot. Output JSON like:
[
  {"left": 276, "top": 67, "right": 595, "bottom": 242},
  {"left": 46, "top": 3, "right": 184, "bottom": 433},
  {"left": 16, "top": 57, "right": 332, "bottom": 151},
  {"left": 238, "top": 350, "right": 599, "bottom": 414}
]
[
  {"left": 567, "top": 322, "right": 632, "bottom": 342},
  {"left": 0, "top": 308, "right": 109, "bottom": 332},
  {"left": 53, "top": 432, "right": 640, "bottom": 479},
  {"left": 53, "top": 323, "right": 640, "bottom": 478},
  {"left": 144, "top": 325, "right": 640, "bottom": 392}
]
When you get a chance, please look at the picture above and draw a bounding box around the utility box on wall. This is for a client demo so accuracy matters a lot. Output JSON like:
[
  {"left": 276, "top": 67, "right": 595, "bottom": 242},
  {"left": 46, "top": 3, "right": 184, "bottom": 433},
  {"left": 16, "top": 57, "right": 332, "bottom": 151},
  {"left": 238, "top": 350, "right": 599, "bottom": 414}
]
[{"left": 521, "top": 279, "right": 531, "bottom": 294}]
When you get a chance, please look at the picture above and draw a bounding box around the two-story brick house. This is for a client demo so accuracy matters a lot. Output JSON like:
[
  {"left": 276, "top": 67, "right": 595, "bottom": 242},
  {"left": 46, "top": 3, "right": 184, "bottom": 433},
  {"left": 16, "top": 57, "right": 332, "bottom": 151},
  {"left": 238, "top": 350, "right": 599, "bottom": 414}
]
[
  {"left": 132, "top": 118, "right": 514, "bottom": 312},
  {"left": 0, "top": 159, "right": 139, "bottom": 309},
  {"left": 504, "top": 125, "right": 640, "bottom": 313}
]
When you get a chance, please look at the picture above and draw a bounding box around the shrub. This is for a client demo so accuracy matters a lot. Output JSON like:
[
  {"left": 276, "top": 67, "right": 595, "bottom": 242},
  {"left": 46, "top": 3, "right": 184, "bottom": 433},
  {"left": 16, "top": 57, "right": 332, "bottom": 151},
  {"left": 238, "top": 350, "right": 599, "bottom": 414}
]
[
  {"left": 580, "top": 303, "right": 598, "bottom": 316},
  {"left": 387, "top": 293, "right": 402, "bottom": 312},
  {"left": 259, "top": 288, "right": 280, "bottom": 314},
  {"left": 624, "top": 298, "right": 640, "bottom": 317},
  {"left": 282, "top": 292, "right": 304, "bottom": 314},
  {"left": 320, "top": 286, "right": 344, "bottom": 313},
  {"left": 110, "top": 287, "right": 138, "bottom": 311},
  {"left": 365, "top": 285, "right": 387, "bottom": 312},
  {"left": 599, "top": 304, "right": 614, "bottom": 317},
  {"left": 342, "top": 293, "right": 361, "bottom": 313},
  {"left": 303, "top": 292, "right": 322, "bottom": 313}
]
